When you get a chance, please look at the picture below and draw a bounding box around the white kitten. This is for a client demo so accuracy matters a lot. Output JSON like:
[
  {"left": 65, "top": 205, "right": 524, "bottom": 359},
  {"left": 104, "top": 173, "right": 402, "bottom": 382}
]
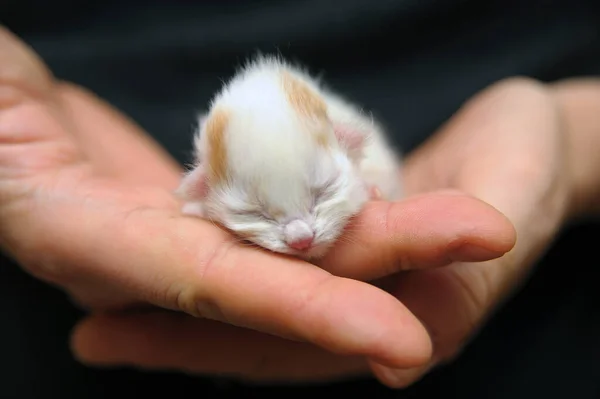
[{"left": 176, "top": 55, "right": 402, "bottom": 260}]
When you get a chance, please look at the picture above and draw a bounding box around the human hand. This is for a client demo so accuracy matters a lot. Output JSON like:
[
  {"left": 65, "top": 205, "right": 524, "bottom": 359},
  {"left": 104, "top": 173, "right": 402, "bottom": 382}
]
[
  {"left": 0, "top": 26, "right": 515, "bottom": 382},
  {"left": 356, "top": 77, "right": 575, "bottom": 387}
]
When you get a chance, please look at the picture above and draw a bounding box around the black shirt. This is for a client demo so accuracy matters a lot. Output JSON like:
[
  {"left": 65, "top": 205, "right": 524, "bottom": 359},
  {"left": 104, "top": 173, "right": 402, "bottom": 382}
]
[{"left": 1, "top": 1, "right": 600, "bottom": 398}]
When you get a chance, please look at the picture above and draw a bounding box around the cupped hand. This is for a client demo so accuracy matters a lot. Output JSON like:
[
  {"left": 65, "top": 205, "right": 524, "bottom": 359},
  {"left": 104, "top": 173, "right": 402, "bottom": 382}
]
[
  {"left": 364, "top": 77, "right": 574, "bottom": 387},
  {"left": 0, "top": 27, "right": 514, "bottom": 383}
]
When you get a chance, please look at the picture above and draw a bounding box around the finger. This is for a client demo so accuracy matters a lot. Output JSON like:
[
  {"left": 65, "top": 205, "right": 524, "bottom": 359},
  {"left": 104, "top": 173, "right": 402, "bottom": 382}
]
[
  {"left": 0, "top": 27, "right": 82, "bottom": 177},
  {"left": 369, "top": 360, "right": 432, "bottom": 389},
  {"left": 0, "top": 26, "right": 54, "bottom": 101},
  {"left": 403, "top": 77, "right": 563, "bottom": 299},
  {"left": 371, "top": 265, "right": 496, "bottom": 387},
  {"left": 404, "top": 77, "right": 564, "bottom": 223},
  {"left": 371, "top": 78, "right": 565, "bottom": 387},
  {"left": 551, "top": 78, "right": 600, "bottom": 218},
  {"left": 319, "top": 190, "right": 516, "bottom": 281},
  {"left": 17, "top": 194, "right": 431, "bottom": 368},
  {"left": 56, "top": 83, "right": 183, "bottom": 190},
  {"left": 71, "top": 310, "right": 370, "bottom": 383},
  {"left": 0, "top": 27, "right": 176, "bottom": 309},
  {"left": 0, "top": 26, "right": 181, "bottom": 189}
]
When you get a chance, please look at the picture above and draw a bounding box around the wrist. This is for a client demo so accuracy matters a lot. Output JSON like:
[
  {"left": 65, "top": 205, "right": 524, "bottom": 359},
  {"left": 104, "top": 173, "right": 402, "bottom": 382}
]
[{"left": 551, "top": 78, "right": 600, "bottom": 221}]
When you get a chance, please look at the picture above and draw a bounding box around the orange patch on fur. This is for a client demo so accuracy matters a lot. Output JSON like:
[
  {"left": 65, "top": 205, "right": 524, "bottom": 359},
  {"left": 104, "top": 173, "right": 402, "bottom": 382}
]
[
  {"left": 281, "top": 71, "right": 330, "bottom": 146},
  {"left": 313, "top": 128, "right": 330, "bottom": 147},
  {"left": 205, "top": 108, "right": 229, "bottom": 185}
]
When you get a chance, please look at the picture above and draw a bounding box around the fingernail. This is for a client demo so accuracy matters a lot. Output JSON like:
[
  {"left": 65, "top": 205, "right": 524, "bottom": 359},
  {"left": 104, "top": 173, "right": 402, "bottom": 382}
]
[
  {"left": 372, "top": 364, "right": 415, "bottom": 389},
  {"left": 451, "top": 244, "right": 501, "bottom": 261},
  {"left": 378, "top": 367, "right": 406, "bottom": 387}
]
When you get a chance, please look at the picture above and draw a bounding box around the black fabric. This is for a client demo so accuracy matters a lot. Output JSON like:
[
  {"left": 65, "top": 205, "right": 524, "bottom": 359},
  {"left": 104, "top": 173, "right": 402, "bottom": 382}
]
[{"left": 1, "top": 1, "right": 600, "bottom": 397}]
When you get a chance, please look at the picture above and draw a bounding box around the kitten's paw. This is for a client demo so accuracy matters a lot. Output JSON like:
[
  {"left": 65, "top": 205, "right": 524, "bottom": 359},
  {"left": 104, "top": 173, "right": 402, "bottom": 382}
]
[{"left": 369, "top": 185, "right": 383, "bottom": 200}]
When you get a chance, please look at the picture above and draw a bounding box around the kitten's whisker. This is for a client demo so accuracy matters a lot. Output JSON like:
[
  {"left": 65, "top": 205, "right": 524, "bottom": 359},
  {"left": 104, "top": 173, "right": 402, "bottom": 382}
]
[{"left": 336, "top": 236, "right": 363, "bottom": 246}]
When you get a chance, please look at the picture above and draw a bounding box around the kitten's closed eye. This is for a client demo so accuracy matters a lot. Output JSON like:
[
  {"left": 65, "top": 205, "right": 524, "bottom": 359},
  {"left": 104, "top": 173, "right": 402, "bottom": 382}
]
[
  {"left": 232, "top": 208, "right": 275, "bottom": 221},
  {"left": 311, "top": 176, "right": 339, "bottom": 201},
  {"left": 311, "top": 186, "right": 329, "bottom": 202}
]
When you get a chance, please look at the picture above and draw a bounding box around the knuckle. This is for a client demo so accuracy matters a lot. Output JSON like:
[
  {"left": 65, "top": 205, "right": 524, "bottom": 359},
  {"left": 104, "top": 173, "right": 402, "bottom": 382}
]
[
  {"left": 483, "top": 75, "right": 555, "bottom": 112},
  {"left": 166, "top": 237, "right": 235, "bottom": 321},
  {"left": 489, "top": 76, "right": 547, "bottom": 97},
  {"left": 380, "top": 201, "right": 414, "bottom": 272}
]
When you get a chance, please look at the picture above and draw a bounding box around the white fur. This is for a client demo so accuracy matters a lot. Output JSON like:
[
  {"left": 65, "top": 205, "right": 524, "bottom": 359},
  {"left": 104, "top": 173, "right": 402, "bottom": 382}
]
[
  {"left": 323, "top": 90, "right": 403, "bottom": 201},
  {"left": 177, "top": 55, "right": 403, "bottom": 260}
]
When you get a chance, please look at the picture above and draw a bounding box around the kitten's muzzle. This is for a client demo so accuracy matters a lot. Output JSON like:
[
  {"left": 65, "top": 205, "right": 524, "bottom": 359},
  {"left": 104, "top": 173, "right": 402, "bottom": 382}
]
[{"left": 284, "top": 219, "right": 315, "bottom": 251}]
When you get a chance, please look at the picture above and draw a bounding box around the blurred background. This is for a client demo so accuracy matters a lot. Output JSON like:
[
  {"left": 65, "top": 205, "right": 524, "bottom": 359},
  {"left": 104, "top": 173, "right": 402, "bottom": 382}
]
[{"left": 1, "top": 1, "right": 600, "bottom": 397}]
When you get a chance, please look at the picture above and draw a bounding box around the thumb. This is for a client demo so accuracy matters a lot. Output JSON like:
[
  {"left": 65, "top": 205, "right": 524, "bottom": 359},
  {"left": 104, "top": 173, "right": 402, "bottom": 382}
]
[
  {"left": 0, "top": 26, "right": 53, "bottom": 100},
  {"left": 0, "top": 26, "right": 82, "bottom": 184}
]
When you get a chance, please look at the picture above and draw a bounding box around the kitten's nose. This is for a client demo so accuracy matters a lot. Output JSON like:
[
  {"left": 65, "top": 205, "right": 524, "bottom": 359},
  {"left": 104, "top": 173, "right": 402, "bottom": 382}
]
[
  {"left": 288, "top": 236, "right": 314, "bottom": 251},
  {"left": 284, "top": 220, "right": 314, "bottom": 251}
]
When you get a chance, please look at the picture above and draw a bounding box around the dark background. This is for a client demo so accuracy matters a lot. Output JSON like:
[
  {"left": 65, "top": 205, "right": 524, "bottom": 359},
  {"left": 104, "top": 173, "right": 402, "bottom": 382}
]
[{"left": 1, "top": 1, "right": 600, "bottom": 397}]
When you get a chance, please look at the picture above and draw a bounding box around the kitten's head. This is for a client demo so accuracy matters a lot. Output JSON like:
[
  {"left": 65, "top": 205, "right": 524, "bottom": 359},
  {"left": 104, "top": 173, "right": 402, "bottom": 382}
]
[
  {"left": 177, "top": 60, "right": 372, "bottom": 259},
  {"left": 177, "top": 114, "right": 370, "bottom": 260}
]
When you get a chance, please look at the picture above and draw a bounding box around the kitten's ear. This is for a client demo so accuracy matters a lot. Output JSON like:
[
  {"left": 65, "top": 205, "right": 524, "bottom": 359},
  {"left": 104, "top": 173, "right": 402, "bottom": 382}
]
[
  {"left": 333, "top": 123, "right": 369, "bottom": 160},
  {"left": 192, "top": 113, "right": 209, "bottom": 160},
  {"left": 333, "top": 124, "right": 365, "bottom": 150},
  {"left": 176, "top": 164, "right": 209, "bottom": 201},
  {"left": 178, "top": 112, "right": 211, "bottom": 200},
  {"left": 176, "top": 112, "right": 212, "bottom": 218},
  {"left": 175, "top": 164, "right": 209, "bottom": 218}
]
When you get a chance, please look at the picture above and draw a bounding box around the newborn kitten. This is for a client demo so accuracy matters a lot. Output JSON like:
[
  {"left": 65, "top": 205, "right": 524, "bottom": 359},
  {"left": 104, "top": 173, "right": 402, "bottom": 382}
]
[{"left": 176, "top": 55, "right": 402, "bottom": 260}]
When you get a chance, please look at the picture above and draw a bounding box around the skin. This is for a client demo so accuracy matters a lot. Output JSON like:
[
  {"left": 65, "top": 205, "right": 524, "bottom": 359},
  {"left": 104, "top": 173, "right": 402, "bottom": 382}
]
[{"left": 72, "top": 76, "right": 600, "bottom": 389}]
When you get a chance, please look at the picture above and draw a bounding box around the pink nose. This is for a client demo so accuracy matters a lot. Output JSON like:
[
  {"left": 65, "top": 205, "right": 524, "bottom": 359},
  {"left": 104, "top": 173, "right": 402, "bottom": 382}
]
[{"left": 287, "top": 236, "right": 314, "bottom": 250}]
